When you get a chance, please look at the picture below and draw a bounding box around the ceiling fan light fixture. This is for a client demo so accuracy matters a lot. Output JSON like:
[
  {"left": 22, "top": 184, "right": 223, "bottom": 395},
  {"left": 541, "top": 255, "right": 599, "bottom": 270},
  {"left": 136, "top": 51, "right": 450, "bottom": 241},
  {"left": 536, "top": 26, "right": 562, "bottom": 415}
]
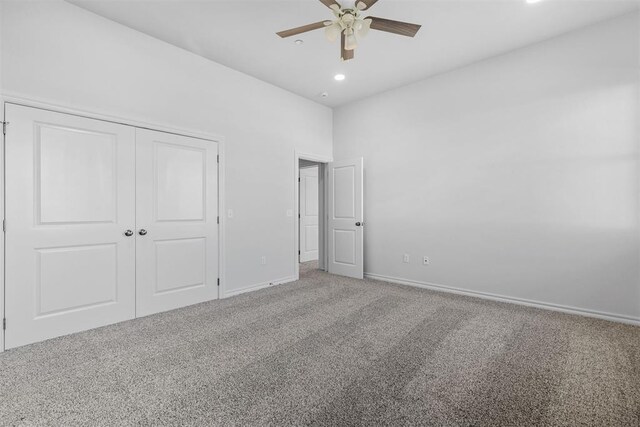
[
  {"left": 342, "top": 13, "right": 355, "bottom": 27},
  {"left": 356, "top": 18, "right": 372, "bottom": 38},
  {"left": 276, "top": 0, "right": 421, "bottom": 61},
  {"left": 325, "top": 22, "right": 342, "bottom": 42},
  {"left": 344, "top": 29, "right": 358, "bottom": 51}
]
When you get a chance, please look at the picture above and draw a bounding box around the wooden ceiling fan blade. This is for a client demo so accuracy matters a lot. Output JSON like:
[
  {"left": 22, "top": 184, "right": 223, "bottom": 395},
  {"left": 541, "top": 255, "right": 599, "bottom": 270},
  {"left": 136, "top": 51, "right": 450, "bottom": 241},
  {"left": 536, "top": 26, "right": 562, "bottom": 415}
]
[
  {"left": 276, "top": 21, "right": 330, "bottom": 38},
  {"left": 341, "top": 32, "right": 354, "bottom": 61},
  {"left": 356, "top": 0, "right": 379, "bottom": 11},
  {"left": 319, "top": 0, "right": 341, "bottom": 10},
  {"left": 368, "top": 16, "right": 421, "bottom": 37}
]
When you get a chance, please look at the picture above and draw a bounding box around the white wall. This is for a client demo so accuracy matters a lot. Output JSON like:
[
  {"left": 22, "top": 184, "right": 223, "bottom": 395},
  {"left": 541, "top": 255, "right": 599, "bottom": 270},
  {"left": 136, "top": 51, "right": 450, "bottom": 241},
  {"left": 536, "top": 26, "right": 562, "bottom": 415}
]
[
  {"left": 334, "top": 13, "right": 640, "bottom": 321},
  {"left": 1, "top": 0, "right": 332, "bottom": 295}
]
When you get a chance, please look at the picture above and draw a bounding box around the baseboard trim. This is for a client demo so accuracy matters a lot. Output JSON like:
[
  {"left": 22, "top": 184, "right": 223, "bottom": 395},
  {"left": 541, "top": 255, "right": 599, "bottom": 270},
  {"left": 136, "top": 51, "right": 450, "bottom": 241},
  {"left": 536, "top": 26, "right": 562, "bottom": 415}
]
[
  {"left": 223, "top": 276, "right": 297, "bottom": 298},
  {"left": 364, "top": 273, "right": 640, "bottom": 326}
]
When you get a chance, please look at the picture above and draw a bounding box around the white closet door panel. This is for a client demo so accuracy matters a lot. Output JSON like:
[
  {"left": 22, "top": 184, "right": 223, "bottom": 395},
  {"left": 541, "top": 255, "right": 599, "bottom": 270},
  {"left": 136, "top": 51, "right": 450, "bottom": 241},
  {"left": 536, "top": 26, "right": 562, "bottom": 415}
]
[
  {"left": 5, "top": 104, "right": 136, "bottom": 349},
  {"left": 135, "top": 128, "right": 218, "bottom": 317}
]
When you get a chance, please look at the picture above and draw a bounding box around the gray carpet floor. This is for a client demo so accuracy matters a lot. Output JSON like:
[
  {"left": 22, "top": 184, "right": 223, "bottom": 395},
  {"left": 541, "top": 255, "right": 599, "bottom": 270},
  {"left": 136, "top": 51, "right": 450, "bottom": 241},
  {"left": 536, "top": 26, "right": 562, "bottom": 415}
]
[{"left": 0, "top": 262, "right": 638, "bottom": 426}]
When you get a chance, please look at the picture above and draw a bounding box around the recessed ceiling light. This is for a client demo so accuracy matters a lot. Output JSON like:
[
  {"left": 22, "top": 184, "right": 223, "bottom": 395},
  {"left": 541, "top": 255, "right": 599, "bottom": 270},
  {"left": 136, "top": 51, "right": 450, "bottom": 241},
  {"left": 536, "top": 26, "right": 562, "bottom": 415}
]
[
  {"left": 526, "top": 0, "right": 542, "bottom": 3},
  {"left": 294, "top": 39, "right": 304, "bottom": 45},
  {"left": 320, "top": 92, "right": 329, "bottom": 98},
  {"left": 334, "top": 74, "right": 346, "bottom": 81}
]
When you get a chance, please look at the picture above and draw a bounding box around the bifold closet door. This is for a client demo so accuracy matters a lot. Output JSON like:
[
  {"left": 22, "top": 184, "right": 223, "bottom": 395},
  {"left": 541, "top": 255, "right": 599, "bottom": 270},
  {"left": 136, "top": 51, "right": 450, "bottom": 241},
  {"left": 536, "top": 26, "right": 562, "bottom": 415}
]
[
  {"left": 135, "top": 128, "right": 219, "bottom": 317},
  {"left": 4, "top": 104, "right": 136, "bottom": 349}
]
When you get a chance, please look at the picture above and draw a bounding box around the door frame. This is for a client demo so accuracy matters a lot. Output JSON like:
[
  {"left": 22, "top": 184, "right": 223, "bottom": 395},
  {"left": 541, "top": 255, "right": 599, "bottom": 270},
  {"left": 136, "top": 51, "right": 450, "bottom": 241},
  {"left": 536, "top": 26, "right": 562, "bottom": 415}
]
[
  {"left": 294, "top": 151, "right": 332, "bottom": 281},
  {"left": 0, "top": 95, "right": 226, "bottom": 351}
]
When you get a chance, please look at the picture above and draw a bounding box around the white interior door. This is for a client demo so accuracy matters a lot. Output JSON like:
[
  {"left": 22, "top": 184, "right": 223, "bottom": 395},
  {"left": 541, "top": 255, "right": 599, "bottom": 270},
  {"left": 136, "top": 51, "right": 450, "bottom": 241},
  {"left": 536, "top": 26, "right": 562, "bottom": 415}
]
[
  {"left": 328, "top": 158, "right": 364, "bottom": 279},
  {"left": 135, "top": 128, "right": 219, "bottom": 317},
  {"left": 299, "top": 166, "right": 319, "bottom": 262},
  {"left": 5, "top": 104, "right": 136, "bottom": 349}
]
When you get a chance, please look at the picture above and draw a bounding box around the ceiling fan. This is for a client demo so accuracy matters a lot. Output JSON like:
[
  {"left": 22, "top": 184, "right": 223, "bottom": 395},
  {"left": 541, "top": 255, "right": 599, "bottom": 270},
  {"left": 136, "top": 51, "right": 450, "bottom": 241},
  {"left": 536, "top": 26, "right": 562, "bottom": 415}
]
[{"left": 276, "top": 0, "right": 421, "bottom": 61}]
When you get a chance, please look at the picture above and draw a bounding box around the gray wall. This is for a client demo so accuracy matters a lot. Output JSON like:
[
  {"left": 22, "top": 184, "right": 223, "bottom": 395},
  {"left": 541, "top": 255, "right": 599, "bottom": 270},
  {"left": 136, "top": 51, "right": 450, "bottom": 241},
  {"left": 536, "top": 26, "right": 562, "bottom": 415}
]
[{"left": 334, "top": 13, "right": 640, "bottom": 321}]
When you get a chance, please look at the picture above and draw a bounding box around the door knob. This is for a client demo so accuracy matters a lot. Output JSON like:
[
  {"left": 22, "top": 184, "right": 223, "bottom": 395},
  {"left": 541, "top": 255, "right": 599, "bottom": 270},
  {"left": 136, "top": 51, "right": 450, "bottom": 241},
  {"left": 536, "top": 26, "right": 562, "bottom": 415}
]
[
  {"left": 124, "top": 230, "right": 133, "bottom": 237},
  {"left": 138, "top": 229, "right": 148, "bottom": 236},
  {"left": 355, "top": 222, "right": 362, "bottom": 227}
]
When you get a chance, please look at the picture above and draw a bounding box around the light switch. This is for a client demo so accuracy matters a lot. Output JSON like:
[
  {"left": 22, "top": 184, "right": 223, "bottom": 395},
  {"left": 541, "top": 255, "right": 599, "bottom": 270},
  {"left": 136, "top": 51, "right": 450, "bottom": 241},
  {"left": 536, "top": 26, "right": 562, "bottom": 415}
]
[{"left": 228, "top": 209, "right": 234, "bottom": 218}]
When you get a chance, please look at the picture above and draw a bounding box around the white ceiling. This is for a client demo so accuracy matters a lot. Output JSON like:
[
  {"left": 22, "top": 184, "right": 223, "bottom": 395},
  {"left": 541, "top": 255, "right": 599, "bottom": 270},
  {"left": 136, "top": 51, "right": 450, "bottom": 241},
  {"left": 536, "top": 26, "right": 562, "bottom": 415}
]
[{"left": 68, "top": 0, "right": 639, "bottom": 107}]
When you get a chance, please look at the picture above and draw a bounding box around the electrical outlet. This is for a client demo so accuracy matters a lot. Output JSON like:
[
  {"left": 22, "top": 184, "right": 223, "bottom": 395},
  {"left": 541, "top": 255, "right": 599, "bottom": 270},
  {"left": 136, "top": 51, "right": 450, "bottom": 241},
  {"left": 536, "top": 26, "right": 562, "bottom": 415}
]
[
  {"left": 261, "top": 256, "right": 267, "bottom": 265},
  {"left": 286, "top": 209, "right": 293, "bottom": 217},
  {"left": 423, "top": 256, "right": 430, "bottom": 266},
  {"left": 403, "top": 254, "right": 410, "bottom": 263}
]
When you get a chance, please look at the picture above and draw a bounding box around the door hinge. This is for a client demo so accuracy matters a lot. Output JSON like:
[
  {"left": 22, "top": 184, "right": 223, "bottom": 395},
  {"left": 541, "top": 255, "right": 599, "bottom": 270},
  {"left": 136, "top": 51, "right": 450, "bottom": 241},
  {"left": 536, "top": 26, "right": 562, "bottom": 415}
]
[
  {"left": 217, "top": 216, "right": 219, "bottom": 224},
  {"left": 3, "top": 318, "right": 6, "bottom": 330},
  {"left": 298, "top": 250, "right": 301, "bottom": 255},
  {"left": 298, "top": 177, "right": 301, "bottom": 183},
  {"left": 217, "top": 278, "right": 220, "bottom": 287},
  {"left": 2, "top": 121, "right": 8, "bottom": 136},
  {"left": 298, "top": 213, "right": 301, "bottom": 219},
  {"left": 217, "top": 154, "right": 219, "bottom": 163}
]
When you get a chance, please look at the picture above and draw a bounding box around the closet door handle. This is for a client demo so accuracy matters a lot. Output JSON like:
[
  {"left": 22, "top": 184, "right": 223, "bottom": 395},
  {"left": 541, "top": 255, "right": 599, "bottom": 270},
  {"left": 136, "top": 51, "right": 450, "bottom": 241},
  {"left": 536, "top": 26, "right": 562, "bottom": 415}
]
[
  {"left": 138, "top": 229, "right": 148, "bottom": 236},
  {"left": 124, "top": 230, "right": 134, "bottom": 237}
]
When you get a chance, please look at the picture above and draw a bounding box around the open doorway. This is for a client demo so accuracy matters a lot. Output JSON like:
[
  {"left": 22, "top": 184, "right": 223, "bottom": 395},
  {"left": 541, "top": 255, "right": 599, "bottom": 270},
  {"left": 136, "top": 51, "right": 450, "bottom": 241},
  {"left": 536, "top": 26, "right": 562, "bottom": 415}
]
[
  {"left": 295, "top": 152, "right": 365, "bottom": 281},
  {"left": 299, "top": 161, "right": 321, "bottom": 275},
  {"left": 295, "top": 153, "right": 331, "bottom": 280}
]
